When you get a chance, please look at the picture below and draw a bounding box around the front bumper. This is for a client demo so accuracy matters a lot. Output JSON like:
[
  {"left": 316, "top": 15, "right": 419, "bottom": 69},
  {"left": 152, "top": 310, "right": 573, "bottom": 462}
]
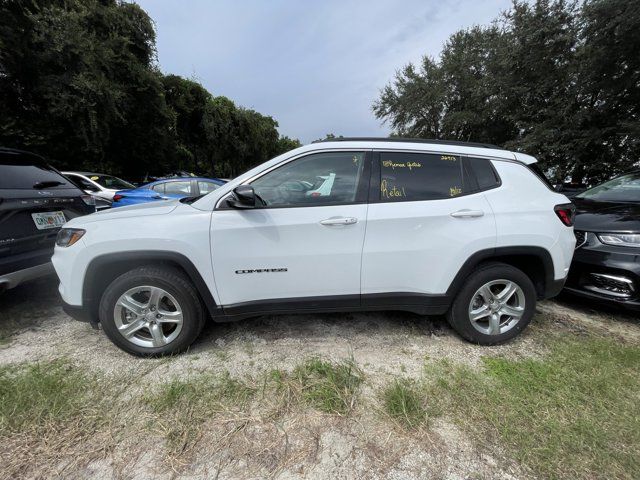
[
  {"left": 564, "top": 232, "right": 640, "bottom": 311},
  {"left": 61, "top": 299, "right": 99, "bottom": 328}
]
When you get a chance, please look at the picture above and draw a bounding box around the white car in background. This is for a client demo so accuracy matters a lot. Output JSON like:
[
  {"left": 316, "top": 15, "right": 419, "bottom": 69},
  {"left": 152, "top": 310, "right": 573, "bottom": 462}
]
[{"left": 63, "top": 172, "right": 136, "bottom": 209}]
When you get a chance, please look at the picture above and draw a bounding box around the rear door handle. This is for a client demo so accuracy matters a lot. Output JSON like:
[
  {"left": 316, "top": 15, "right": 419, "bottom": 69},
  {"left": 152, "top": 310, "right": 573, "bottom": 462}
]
[
  {"left": 320, "top": 217, "right": 358, "bottom": 226},
  {"left": 450, "top": 209, "right": 484, "bottom": 218}
]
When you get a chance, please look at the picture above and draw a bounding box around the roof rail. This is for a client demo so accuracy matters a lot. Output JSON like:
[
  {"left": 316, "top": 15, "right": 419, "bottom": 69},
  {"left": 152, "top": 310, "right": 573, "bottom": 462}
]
[{"left": 312, "top": 137, "right": 503, "bottom": 150}]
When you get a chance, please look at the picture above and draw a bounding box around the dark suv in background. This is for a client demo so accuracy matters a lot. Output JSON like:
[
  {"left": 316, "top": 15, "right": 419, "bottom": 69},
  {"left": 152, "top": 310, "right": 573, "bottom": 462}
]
[
  {"left": 0, "top": 148, "right": 95, "bottom": 291},
  {"left": 565, "top": 171, "right": 640, "bottom": 311}
]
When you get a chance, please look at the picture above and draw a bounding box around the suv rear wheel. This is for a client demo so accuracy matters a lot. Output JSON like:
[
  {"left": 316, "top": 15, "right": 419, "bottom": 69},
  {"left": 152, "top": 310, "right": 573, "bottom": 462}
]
[
  {"left": 99, "top": 265, "right": 205, "bottom": 356},
  {"left": 446, "top": 262, "right": 536, "bottom": 345}
]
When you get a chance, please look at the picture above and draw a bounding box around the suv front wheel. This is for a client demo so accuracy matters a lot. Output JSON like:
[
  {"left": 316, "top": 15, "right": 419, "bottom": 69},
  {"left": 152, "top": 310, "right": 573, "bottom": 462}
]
[
  {"left": 446, "top": 262, "right": 536, "bottom": 345},
  {"left": 99, "top": 265, "right": 206, "bottom": 356}
]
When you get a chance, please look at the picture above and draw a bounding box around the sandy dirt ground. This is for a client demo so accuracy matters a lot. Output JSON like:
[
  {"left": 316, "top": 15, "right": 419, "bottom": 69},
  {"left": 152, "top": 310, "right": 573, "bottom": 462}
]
[{"left": 0, "top": 274, "right": 638, "bottom": 479}]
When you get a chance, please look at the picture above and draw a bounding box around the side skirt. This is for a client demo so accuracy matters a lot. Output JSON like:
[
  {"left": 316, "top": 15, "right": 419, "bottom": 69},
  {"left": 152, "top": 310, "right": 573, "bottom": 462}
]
[{"left": 212, "top": 293, "right": 451, "bottom": 322}]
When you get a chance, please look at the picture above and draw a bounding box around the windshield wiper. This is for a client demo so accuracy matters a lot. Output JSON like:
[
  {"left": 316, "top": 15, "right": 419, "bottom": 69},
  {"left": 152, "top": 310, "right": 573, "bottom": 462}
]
[{"left": 33, "top": 180, "right": 65, "bottom": 189}]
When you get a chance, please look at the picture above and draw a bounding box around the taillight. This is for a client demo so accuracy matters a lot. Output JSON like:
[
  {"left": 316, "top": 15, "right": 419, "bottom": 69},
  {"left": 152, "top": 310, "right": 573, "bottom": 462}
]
[
  {"left": 81, "top": 194, "right": 95, "bottom": 206},
  {"left": 554, "top": 203, "right": 575, "bottom": 226},
  {"left": 113, "top": 194, "right": 123, "bottom": 202}
]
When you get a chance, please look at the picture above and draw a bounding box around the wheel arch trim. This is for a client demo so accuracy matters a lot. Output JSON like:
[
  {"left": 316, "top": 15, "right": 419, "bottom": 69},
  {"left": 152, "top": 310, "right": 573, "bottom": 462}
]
[
  {"left": 446, "top": 246, "right": 556, "bottom": 299},
  {"left": 82, "top": 250, "right": 221, "bottom": 321}
]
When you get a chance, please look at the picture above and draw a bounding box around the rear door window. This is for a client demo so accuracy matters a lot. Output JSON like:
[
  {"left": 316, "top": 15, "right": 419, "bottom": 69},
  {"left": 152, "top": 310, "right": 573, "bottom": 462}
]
[
  {"left": 164, "top": 181, "right": 192, "bottom": 195},
  {"left": 67, "top": 174, "right": 99, "bottom": 192},
  {"left": 378, "top": 152, "right": 465, "bottom": 201}
]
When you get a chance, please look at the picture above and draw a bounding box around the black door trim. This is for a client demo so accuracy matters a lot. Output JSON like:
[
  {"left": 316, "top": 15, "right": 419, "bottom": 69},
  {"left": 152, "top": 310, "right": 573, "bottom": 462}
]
[{"left": 217, "top": 292, "right": 451, "bottom": 322}]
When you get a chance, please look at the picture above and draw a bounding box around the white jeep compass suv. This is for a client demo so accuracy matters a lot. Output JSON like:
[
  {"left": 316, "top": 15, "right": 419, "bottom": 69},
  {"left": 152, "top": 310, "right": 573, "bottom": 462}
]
[{"left": 52, "top": 138, "right": 576, "bottom": 356}]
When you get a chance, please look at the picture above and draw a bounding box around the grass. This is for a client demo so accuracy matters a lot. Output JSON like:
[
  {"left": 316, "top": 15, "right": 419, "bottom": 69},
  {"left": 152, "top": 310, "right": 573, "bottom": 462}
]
[
  {"left": 143, "top": 358, "right": 364, "bottom": 463},
  {"left": 0, "top": 360, "right": 112, "bottom": 479},
  {"left": 147, "top": 370, "right": 255, "bottom": 412},
  {"left": 382, "top": 378, "right": 426, "bottom": 429},
  {"left": 425, "top": 336, "right": 640, "bottom": 479},
  {"left": 290, "top": 358, "right": 364, "bottom": 414},
  {"left": 0, "top": 359, "right": 101, "bottom": 433},
  {"left": 3, "top": 332, "right": 636, "bottom": 479},
  {"left": 144, "top": 371, "right": 256, "bottom": 456}
]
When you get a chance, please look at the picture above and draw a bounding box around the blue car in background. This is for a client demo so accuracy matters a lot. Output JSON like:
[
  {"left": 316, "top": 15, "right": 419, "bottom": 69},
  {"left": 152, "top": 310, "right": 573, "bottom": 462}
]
[{"left": 112, "top": 177, "right": 225, "bottom": 207}]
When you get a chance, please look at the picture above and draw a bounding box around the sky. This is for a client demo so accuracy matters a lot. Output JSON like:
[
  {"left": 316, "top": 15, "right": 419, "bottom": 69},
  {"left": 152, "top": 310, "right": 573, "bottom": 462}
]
[{"left": 135, "top": 0, "right": 512, "bottom": 144}]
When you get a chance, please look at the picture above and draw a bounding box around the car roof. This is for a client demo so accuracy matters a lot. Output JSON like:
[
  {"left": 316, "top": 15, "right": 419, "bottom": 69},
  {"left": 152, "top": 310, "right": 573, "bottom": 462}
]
[
  {"left": 302, "top": 139, "right": 536, "bottom": 164},
  {"left": 314, "top": 137, "right": 503, "bottom": 149}
]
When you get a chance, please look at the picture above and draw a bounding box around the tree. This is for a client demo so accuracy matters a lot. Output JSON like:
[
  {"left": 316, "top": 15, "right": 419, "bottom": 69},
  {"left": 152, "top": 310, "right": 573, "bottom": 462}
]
[
  {"left": 373, "top": 0, "right": 640, "bottom": 184},
  {"left": 0, "top": 0, "right": 172, "bottom": 178},
  {"left": 275, "top": 135, "right": 302, "bottom": 154},
  {"left": 0, "top": 0, "right": 301, "bottom": 180},
  {"left": 313, "top": 133, "right": 344, "bottom": 142}
]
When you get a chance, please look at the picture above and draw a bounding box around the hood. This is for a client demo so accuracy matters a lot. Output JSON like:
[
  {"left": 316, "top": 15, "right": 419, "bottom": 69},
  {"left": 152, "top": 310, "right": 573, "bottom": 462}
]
[
  {"left": 65, "top": 199, "right": 180, "bottom": 226},
  {"left": 573, "top": 198, "right": 640, "bottom": 233}
]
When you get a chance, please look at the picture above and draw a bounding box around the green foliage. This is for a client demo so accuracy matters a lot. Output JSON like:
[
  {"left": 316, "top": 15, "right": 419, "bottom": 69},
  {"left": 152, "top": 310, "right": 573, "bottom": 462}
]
[
  {"left": 381, "top": 378, "right": 426, "bottom": 429},
  {"left": 146, "top": 371, "right": 256, "bottom": 413},
  {"left": 374, "top": 0, "right": 640, "bottom": 183},
  {"left": 0, "top": 0, "right": 300, "bottom": 180},
  {"left": 425, "top": 337, "right": 640, "bottom": 479},
  {"left": 291, "top": 358, "right": 364, "bottom": 414},
  {"left": 0, "top": 359, "right": 101, "bottom": 433}
]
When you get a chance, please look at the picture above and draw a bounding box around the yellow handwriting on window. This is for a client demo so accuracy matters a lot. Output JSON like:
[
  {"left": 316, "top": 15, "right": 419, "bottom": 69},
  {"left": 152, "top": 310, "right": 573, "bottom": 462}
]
[
  {"left": 381, "top": 179, "right": 406, "bottom": 199},
  {"left": 441, "top": 155, "right": 457, "bottom": 162},
  {"left": 450, "top": 186, "right": 462, "bottom": 197},
  {"left": 381, "top": 160, "right": 422, "bottom": 170}
]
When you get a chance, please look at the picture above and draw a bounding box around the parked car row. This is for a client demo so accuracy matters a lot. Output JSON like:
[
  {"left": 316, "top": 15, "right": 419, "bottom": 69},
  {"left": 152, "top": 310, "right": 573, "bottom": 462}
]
[
  {"left": 63, "top": 171, "right": 225, "bottom": 209},
  {"left": 0, "top": 148, "right": 225, "bottom": 291},
  {"left": 1, "top": 141, "right": 638, "bottom": 359}
]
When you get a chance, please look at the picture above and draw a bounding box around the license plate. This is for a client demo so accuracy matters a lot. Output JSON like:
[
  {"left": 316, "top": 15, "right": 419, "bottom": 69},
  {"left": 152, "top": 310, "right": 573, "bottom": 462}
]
[{"left": 31, "top": 211, "right": 66, "bottom": 230}]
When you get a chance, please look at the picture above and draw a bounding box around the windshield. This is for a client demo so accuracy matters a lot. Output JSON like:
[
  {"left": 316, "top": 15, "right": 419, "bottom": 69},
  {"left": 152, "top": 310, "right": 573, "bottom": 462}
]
[
  {"left": 90, "top": 174, "right": 135, "bottom": 190},
  {"left": 576, "top": 172, "right": 640, "bottom": 203}
]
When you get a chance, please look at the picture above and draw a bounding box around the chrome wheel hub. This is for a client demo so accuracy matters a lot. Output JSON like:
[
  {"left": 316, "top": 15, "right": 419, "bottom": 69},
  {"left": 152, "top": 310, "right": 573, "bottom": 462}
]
[
  {"left": 468, "top": 279, "right": 525, "bottom": 336},
  {"left": 114, "top": 286, "right": 183, "bottom": 348}
]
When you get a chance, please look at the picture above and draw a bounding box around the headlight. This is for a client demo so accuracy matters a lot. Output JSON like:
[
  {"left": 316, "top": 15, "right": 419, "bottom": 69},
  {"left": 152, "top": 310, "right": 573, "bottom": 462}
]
[
  {"left": 56, "top": 228, "right": 86, "bottom": 247},
  {"left": 597, "top": 233, "right": 640, "bottom": 248}
]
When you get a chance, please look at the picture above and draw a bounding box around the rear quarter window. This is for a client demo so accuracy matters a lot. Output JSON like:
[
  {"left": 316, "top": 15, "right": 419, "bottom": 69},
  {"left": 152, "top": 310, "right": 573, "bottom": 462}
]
[
  {"left": 527, "top": 163, "right": 555, "bottom": 190},
  {"left": 465, "top": 157, "right": 501, "bottom": 192}
]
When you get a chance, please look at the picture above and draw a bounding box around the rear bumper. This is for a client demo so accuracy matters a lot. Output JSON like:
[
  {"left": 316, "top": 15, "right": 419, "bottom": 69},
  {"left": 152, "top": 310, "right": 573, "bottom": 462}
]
[
  {"left": 0, "top": 262, "right": 54, "bottom": 290},
  {"left": 564, "top": 233, "right": 640, "bottom": 311},
  {"left": 545, "top": 278, "right": 567, "bottom": 299}
]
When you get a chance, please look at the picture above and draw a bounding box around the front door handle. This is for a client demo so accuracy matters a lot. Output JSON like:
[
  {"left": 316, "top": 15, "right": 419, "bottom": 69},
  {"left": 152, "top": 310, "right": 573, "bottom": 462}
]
[
  {"left": 450, "top": 209, "right": 484, "bottom": 218},
  {"left": 320, "top": 217, "right": 358, "bottom": 226}
]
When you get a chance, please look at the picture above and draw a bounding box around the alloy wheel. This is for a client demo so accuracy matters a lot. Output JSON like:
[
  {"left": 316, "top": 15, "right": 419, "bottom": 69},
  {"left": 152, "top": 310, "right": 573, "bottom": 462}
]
[
  {"left": 113, "top": 285, "right": 183, "bottom": 348},
  {"left": 468, "top": 279, "right": 525, "bottom": 335}
]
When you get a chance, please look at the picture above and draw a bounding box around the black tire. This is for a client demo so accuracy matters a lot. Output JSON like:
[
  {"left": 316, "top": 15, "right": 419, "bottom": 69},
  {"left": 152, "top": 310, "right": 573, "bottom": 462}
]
[
  {"left": 99, "top": 265, "right": 206, "bottom": 357},
  {"left": 446, "top": 262, "right": 536, "bottom": 345}
]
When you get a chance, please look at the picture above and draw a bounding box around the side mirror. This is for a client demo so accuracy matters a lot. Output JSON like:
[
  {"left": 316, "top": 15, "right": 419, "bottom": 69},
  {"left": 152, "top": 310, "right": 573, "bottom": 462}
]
[{"left": 228, "top": 185, "right": 258, "bottom": 209}]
